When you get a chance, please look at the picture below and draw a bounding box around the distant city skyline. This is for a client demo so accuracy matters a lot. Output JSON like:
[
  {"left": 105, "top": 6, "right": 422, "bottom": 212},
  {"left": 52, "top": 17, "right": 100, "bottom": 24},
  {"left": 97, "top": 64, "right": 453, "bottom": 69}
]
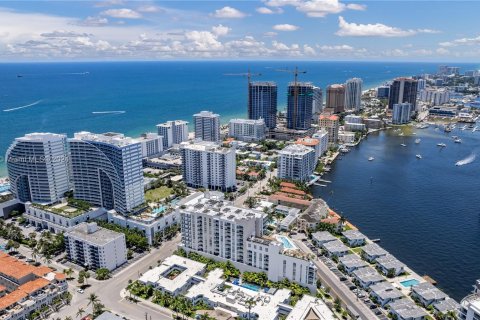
[{"left": 0, "top": 1, "right": 480, "bottom": 62}]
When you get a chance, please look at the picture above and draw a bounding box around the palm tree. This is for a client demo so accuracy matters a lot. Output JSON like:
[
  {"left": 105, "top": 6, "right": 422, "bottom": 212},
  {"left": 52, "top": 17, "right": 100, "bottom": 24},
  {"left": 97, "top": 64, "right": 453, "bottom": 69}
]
[
  {"left": 245, "top": 297, "right": 256, "bottom": 320},
  {"left": 31, "top": 247, "right": 39, "bottom": 263},
  {"left": 87, "top": 293, "right": 99, "bottom": 312},
  {"left": 446, "top": 310, "right": 458, "bottom": 320},
  {"left": 76, "top": 307, "right": 85, "bottom": 318}
]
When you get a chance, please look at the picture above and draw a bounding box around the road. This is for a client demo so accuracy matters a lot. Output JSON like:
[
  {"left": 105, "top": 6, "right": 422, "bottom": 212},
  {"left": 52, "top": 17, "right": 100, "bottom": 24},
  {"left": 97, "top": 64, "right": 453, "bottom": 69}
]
[
  {"left": 234, "top": 169, "right": 276, "bottom": 207},
  {"left": 36, "top": 235, "right": 183, "bottom": 320},
  {"left": 293, "top": 239, "right": 380, "bottom": 320}
]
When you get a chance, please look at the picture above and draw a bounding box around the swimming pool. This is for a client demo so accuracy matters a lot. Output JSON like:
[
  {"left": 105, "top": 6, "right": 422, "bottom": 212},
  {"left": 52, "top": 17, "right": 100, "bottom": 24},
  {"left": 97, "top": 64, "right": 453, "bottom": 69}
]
[
  {"left": 152, "top": 206, "right": 167, "bottom": 215},
  {"left": 232, "top": 279, "right": 264, "bottom": 292},
  {"left": 0, "top": 183, "right": 10, "bottom": 193},
  {"left": 276, "top": 235, "right": 297, "bottom": 250},
  {"left": 400, "top": 279, "right": 420, "bottom": 288}
]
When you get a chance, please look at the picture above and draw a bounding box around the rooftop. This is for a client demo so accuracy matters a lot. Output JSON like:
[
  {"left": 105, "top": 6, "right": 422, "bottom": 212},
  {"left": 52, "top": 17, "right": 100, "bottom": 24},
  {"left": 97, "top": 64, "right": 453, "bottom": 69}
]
[
  {"left": 300, "top": 199, "right": 329, "bottom": 223},
  {"left": 66, "top": 222, "right": 124, "bottom": 246},
  {"left": 295, "top": 137, "right": 320, "bottom": 146},
  {"left": 286, "top": 294, "right": 335, "bottom": 320},
  {"left": 338, "top": 254, "right": 368, "bottom": 270},
  {"left": 156, "top": 120, "right": 189, "bottom": 127},
  {"left": 319, "top": 115, "right": 339, "bottom": 121},
  {"left": 433, "top": 298, "right": 460, "bottom": 313},
  {"left": 15, "top": 132, "right": 66, "bottom": 142},
  {"left": 389, "top": 299, "right": 428, "bottom": 319},
  {"left": 278, "top": 144, "right": 315, "bottom": 156},
  {"left": 73, "top": 131, "right": 139, "bottom": 148},
  {"left": 361, "top": 243, "right": 388, "bottom": 258},
  {"left": 312, "top": 231, "right": 337, "bottom": 244},
  {"left": 31, "top": 200, "right": 92, "bottom": 218},
  {"left": 352, "top": 267, "right": 385, "bottom": 284},
  {"left": 194, "top": 110, "right": 220, "bottom": 118},
  {"left": 376, "top": 255, "right": 405, "bottom": 271},
  {"left": 369, "top": 282, "right": 404, "bottom": 301},
  {"left": 322, "top": 240, "right": 349, "bottom": 254},
  {"left": 342, "top": 230, "right": 366, "bottom": 241},
  {"left": 180, "top": 140, "right": 233, "bottom": 154},
  {"left": 412, "top": 282, "right": 448, "bottom": 302}
]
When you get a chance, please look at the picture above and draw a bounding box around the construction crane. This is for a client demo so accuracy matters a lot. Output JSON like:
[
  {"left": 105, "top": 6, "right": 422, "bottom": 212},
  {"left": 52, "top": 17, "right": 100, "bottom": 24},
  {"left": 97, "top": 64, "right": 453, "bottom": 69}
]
[
  {"left": 276, "top": 67, "right": 307, "bottom": 129},
  {"left": 224, "top": 69, "right": 261, "bottom": 117}
]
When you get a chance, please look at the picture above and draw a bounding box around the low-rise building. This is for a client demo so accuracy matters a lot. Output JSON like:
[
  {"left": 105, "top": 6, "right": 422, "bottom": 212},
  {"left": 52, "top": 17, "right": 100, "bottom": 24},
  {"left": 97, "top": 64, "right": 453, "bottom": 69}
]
[
  {"left": 433, "top": 298, "right": 460, "bottom": 316},
  {"left": 322, "top": 240, "right": 350, "bottom": 258},
  {"left": 338, "top": 254, "right": 368, "bottom": 274},
  {"left": 311, "top": 231, "right": 337, "bottom": 247},
  {"left": 297, "top": 199, "right": 329, "bottom": 231},
  {"left": 139, "top": 255, "right": 206, "bottom": 296},
  {"left": 389, "top": 298, "right": 428, "bottom": 320},
  {"left": 65, "top": 222, "right": 127, "bottom": 271},
  {"left": 411, "top": 282, "right": 448, "bottom": 307},
  {"left": 369, "top": 282, "right": 404, "bottom": 307},
  {"left": 338, "top": 131, "right": 355, "bottom": 145},
  {"left": 361, "top": 243, "right": 388, "bottom": 263},
  {"left": 286, "top": 294, "right": 335, "bottom": 320},
  {"left": 275, "top": 205, "right": 301, "bottom": 217},
  {"left": 342, "top": 230, "right": 366, "bottom": 247},
  {"left": 376, "top": 255, "right": 406, "bottom": 277},
  {"left": 352, "top": 267, "right": 385, "bottom": 289},
  {"left": 228, "top": 118, "right": 266, "bottom": 142},
  {"left": 344, "top": 122, "right": 366, "bottom": 132},
  {"left": 24, "top": 202, "right": 107, "bottom": 234},
  {"left": 279, "top": 213, "right": 299, "bottom": 231}
]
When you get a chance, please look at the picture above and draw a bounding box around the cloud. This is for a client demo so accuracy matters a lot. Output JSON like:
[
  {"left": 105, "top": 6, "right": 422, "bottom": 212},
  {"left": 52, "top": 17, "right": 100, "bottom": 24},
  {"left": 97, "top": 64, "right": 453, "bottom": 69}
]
[
  {"left": 212, "top": 6, "right": 247, "bottom": 19},
  {"left": 211, "top": 24, "right": 231, "bottom": 36},
  {"left": 137, "top": 5, "right": 163, "bottom": 13},
  {"left": 303, "top": 44, "right": 316, "bottom": 55},
  {"left": 318, "top": 44, "right": 354, "bottom": 51},
  {"left": 256, "top": 7, "right": 283, "bottom": 14},
  {"left": 41, "top": 30, "right": 91, "bottom": 38},
  {"left": 273, "top": 24, "right": 299, "bottom": 31},
  {"left": 336, "top": 16, "right": 439, "bottom": 37},
  {"left": 94, "top": 0, "right": 124, "bottom": 8},
  {"left": 265, "top": 0, "right": 366, "bottom": 18},
  {"left": 101, "top": 8, "right": 142, "bottom": 19},
  {"left": 75, "top": 16, "right": 109, "bottom": 27},
  {"left": 436, "top": 47, "right": 450, "bottom": 55},
  {"left": 439, "top": 35, "right": 480, "bottom": 47},
  {"left": 263, "top": 31, "right": 278, "bottom": 37}
]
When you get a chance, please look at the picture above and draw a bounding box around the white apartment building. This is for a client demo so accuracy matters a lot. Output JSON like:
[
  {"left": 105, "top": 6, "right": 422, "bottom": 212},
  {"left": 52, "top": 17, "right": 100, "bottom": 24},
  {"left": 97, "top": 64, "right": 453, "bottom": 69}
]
[
  {"left": 417, "top": 79, "right": 426, "bottom": 91},
  {"left": 419, "top": 89, "right": 451, "bottom": 105},
  {"left": 312, "top": 130, "right": 329, "bottom": 157},
  {"left": 179, "top": 192, "right": 317, "bottom": 292},
  {"left": 295, "top": 137, "right": 321, "bottom": 160},
  {"left": 133, "top": 133, "right": 164, "bottom": 158},
  {"left": 460, "top": 280, "right": 480, "bottom": 320},
  {"left": 392, "top": 103, "right": 412, "bottom": 124},
  {"left": 344, "top": 115, "right": 363, "bottom": 124},
  {"left": 6, "top": 133, "right": 70, "bottom": 204},
  {"left": 24, "top": 202, "right": 107, "bottom": 234},
  {"left": 180, "top": 141, "right": 236, "bottom": 192},
  {"left": 69, "top": 132, "right": 144, "bottom": 214},
  {"left": 345, "top": 122, "right": 366, "bottom": 132},
  {"left": 277, "top": 144, "right": 316, "bottom": 182},
  {"left": 65, "top": 222, "right": 127, "bottom": 271},
  {"left": 194, "top": 111, "right": 220, "bottom": 143},
  {"left": 228, "top": 118, "right": 266, "bottom": 142},
  {"left": 344, "top": 78, "right": 363, "bottom": 111},
  {"left": 156, "top": 120, "right": 189, "bottom": 149}
]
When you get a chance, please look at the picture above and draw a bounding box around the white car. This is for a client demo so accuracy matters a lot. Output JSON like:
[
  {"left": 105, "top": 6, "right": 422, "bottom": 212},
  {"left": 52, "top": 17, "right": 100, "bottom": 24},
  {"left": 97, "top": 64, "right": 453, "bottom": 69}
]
[{"left": 77, "top": 289, "right": 84, "bottom": 294}]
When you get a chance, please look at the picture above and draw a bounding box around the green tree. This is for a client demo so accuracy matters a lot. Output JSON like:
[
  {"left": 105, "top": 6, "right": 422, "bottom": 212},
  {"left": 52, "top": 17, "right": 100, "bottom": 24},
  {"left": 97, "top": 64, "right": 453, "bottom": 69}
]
[
  {"left": 76, "top": 307, "right": 85, "bottom": 318},
  {"left": 245, "top": 297, "right": 256, "bottom": 320},
  {"left": 95, "top": 268, "right": 111, "bottom": 280},
  {"left": 87, "top": 293, "right": 99, "bottom": 313}
]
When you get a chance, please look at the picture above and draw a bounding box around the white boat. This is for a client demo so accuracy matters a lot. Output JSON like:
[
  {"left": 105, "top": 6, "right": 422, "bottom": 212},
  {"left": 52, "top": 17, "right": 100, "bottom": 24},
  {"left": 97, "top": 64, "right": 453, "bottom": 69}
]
[
  {"left": 454, "top": 138, "right": 462, "bottom": 143},
  {"left": 368, "top": 157, "right": 374, "bottom": 161},
  {"left": 416, "top": 154, "right": 422, "bottom": 159},
  {"left": 400, "top": 143, "right": 407, "bottom": 147},
  {"left": 415, "top": 139, "right": 421, "bottom": 144},
  {"left": 473, "top": 126, "right": 478, "bottom": 132},
  {"left": 437, "top": 143, "right": 447, "bottom": 147}
]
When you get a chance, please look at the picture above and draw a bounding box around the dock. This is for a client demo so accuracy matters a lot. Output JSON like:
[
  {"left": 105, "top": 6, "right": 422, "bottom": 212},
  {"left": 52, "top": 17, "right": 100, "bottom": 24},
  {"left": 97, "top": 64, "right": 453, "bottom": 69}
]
[{"left": 423, "top": 275, "right": 437, "bottom": 285}]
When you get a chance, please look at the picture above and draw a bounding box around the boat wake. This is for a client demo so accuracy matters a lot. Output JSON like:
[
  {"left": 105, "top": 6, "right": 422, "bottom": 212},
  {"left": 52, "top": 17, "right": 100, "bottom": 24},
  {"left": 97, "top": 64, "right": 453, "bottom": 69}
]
[
  {"left": 455, "top": 153, "right": 476, "bottom": 166},
  {"left": 92, "top": 111, "right": 126, "bottom": 115},
  {"left": 3, "top": 100, "right": 42, "bottom": 112}
]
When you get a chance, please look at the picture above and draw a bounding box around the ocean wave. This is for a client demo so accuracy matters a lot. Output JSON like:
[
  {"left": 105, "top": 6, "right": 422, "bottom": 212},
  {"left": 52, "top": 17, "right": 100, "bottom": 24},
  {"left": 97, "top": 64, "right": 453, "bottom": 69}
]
[
  {"left": 3, "top": 100, "right": 42, "bottom": 112},
  {"left": 455, "top": 153, "right": 476, "bottom": 166}
]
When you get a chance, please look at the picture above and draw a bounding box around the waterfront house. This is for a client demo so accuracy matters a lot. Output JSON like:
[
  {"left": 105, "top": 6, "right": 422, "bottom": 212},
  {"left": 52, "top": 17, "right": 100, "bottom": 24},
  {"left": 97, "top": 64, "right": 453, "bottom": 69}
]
[
  {"left": 369, "top": 282, "right": 404, "bottom": 307},
  {"left": 352, "top": 267, "right": 385, "bottom": 289},
  {"left": 341, "top": 230, "right": 366, "bottom": 247},
  {"left": 361, "top": 243, "right": 388, "bottom": 263},
  {"left": 376, "top": 255, "right": 406, "bottom": 277},
  {"left": 411, "top": 282, "right": 447, "bottom": 307},
  {"left": 311, "top": 231, "right": 337, "bottom": 247},
  {"left": 433, "top": 298, "right": 460, "bottom": 316},
  {"left": 338, "top": 254, "right": 368, "bottom": 274},
  {"left": 389, "top": 299, "right": 428, "bottom": 320},
  {"left": 297, "top": 199, "right": 329, "bottom": 230},
  {"left": 322, "top": 240, "right": 350, "bottom": 258}
]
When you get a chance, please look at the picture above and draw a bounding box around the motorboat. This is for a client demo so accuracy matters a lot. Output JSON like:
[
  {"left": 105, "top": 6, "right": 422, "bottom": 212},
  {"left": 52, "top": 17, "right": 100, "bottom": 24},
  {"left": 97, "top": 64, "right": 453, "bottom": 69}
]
[
  {"left": 454, "top": 138, "right": 462, "bottom": 143},
  {"left": 368, "top": 157, "right": 375, "bottom": 161},
  {"left": 415, "top": 139, "right": 421, "bottom": 144},
  {"left": 437, "top": 143, "right": 446, "bottom": 147},
  {"left": 416, "top": 154, "right": 422, "bottom": 159},
  {"left": 400, "top": 143, "right": 407, "bottom": 147}
]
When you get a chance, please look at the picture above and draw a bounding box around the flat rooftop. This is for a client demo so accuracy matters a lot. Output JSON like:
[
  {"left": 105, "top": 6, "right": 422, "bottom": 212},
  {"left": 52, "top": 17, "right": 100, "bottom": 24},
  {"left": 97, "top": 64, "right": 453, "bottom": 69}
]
[
  {"left": 73, "top": 131, "right": 139, "bottom": 148},
  {"left": 389, "top": 299, "right": 428, "bottom": 319},
  {"left": 31, "top": 201, "right": 92, "bottom": 218},
  {"left": 67, "top": 222, "right": 124, "bottom": 246},
  {"left": 342, "top": 230, "right": 366, "bottom": 241},
  {"left": 180, "top": 141, "right": 232, "bottom": 154},
  {"left": 412, "top": 281, "right": 448, "bottom": 302}
]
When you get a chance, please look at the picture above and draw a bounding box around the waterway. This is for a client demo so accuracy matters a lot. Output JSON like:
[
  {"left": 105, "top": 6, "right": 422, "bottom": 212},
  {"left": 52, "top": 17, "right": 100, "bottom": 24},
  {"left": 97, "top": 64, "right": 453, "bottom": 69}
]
[{"left": 313, "top": 125, "right": 480, "bottom": 301}]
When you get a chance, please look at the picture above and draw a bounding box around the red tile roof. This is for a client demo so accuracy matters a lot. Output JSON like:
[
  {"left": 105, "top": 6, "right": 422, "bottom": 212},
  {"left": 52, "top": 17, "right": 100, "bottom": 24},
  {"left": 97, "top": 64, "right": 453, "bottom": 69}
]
[
  {"left": 280, "top": 182, "right": 297, "bottom": 188},
  {"left": 17, "top": 278, "right": 50, "bottom": 295},
  {"left": 0, "top": 290, "right": 27, "bottom": 310},
  {"left": 320, "top": 115, "right": 339, "bottom": 121}
]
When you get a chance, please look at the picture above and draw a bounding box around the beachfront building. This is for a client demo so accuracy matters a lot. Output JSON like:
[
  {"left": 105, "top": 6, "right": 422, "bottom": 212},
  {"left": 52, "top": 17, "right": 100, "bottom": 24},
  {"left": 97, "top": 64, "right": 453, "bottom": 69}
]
[
  {"left": 0, "top": 252, "right": 68, "bottom": 320},
  {"left": 65, "top": 222, "right": 127, "bottom": 271},
  {"left": 249, "top": 82, "right": 278, "bottom": 129},
  {"left": 319, "top": 115, "right": 339, "bottom": 146},
  {"left": 460, "top": 280, "right": 480, "bottom": 320},
  {"left": 312, "top": 130, "right": 329, "bottom": 156},
  {"left": 193, "top": 110, "right": 220, "bottom": 143},
  {"left": 69, "top": 132, "right": 144, "bottom": 214},
  {"left": 287, "top": 82, "right": 314, "bottom": 130},
  {"left": 156, "top": 120, "right": 189, "bottom": 149},
  {"left": 180, "top": 141, "right": 236, "bottom": 192},
  {"left": 388, "top": 78, "right": 418, "bottom": 111},
  {"left": 326, "top": 84, "right": 345, "bottom": 113},
  {"left": 392, "top": 103, "right": 412, "bottom": 124},
  {"left": 179, "top": 192, "right": 317, "bottom": 292},
  {"left": 24, "top": 201, "right": 107, "bottom": 234},
  {"left": 417, "top": 79, "right": 426, "bottom": 91},
  {"left": 277, "top": 144, "right": 316, "bottom": 182},
  {"left": 344, "top": 78, "right": 363, "bottom": 111},
  {"left": 228, "top": 118, "right": 266, "bottom": 142},
  {"left": 133, "top": 133, "right": 164, "bottom": 158},
  {"left": 6, "top": 133, "right": 70, "bottom": 204}
]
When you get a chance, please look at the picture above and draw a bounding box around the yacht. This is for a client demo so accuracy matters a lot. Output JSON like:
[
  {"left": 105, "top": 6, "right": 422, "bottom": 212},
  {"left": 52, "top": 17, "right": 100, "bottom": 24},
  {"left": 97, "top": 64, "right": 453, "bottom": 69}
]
[
  {"left": 473, "top": 126, "right": 478, "bottom": 132},
  {"left": 454, "top": 138, "right": 462, "bottom": 143},
  {"left": 400, "top": 143, "right": 407, "bottom": 147},
  {"left": 416, "top": 154, "right": 422, "bottom": 159},
  {"left": 437, "top": 143, "right": 447, "bottom": 147},
  {"left": 368, "top": 157, "right": 375, "bottom": 161},
  {"left": 415, "top": 139, "right": 421, "bottom": 144}
]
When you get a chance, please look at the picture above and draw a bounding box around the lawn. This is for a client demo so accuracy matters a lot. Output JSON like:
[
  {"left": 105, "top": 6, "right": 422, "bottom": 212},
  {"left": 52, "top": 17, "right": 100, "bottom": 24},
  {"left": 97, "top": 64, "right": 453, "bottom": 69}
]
[
  {"left": 351, "top": 247, "right": 363, "bottom": 255},
  {"left": 145, "top": 186, "right": 172, "bottom": 202}
]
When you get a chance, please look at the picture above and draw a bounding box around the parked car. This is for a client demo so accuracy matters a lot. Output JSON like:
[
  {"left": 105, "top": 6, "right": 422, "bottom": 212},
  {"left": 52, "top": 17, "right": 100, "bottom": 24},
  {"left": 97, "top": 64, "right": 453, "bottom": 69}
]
[{"left": 77, "top": 289, "right": 84, "bottom": 294}]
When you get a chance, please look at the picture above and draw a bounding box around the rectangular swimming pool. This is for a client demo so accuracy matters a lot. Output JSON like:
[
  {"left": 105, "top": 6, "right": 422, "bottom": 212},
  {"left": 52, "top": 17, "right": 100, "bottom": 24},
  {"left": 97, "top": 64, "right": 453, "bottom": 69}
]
[
  {"left": 400, "top": 279, "right": 420, "bottom": 288},
  {"left": 276, "top": 235, "right": 297, "bottom": 249}
]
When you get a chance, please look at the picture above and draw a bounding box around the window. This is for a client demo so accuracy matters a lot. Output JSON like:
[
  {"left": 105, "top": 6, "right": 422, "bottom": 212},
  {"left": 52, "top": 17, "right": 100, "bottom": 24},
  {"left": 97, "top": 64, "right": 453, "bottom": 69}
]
[
  {"left": 283, "top": 260, "right": 286, "bottom": 277},
  {"left": 292, "top": 263, "right": 296, "bottom": 279}
]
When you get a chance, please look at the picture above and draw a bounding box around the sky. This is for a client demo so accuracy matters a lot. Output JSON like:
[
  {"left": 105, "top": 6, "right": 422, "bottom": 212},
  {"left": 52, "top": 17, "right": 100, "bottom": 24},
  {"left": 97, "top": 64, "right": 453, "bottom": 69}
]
[{"left": 0, "top": 1, "right": 479, "bottom": 62}]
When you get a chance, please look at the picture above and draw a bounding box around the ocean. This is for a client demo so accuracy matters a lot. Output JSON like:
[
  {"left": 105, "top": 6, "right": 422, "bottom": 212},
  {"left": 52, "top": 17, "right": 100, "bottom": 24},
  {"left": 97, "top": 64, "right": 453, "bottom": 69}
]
[
  {"left": 313, "top": 126, "right": 480, "bottom": 301},
  {"left": 1, "top": 60, "right": 477, "bottom": 176},
  {"left": 1, "top": 61, "right": 479, "bottom": 300}
]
